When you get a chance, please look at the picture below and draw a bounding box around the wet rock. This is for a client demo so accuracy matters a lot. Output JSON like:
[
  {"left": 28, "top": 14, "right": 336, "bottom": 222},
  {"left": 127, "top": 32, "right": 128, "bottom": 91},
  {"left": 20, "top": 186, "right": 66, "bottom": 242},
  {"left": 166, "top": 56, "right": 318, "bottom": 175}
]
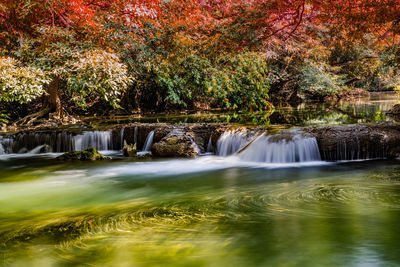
[
  {"left": 152, "top": 128, "right": 199, "bottom": 158},
  {"left": 57, "top": 147, "right": 106, "bottom": 161},
  {"left": 306, "top": 123, "right": 400, "bottom": 160},
  {"left": 122, "top": 141, "right": 137, "bottom": 157},
  {"left": 387, "top": 104, "right": 400, "bottom": 121}
]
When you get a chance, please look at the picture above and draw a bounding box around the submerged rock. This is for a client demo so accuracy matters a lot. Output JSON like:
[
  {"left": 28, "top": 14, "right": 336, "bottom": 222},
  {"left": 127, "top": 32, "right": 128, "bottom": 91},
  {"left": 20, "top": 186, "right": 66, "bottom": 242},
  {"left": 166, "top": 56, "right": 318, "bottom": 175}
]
[
  {"left": 152, "top": 128, "right": 199, "bottom": 158},
  {"left": 122, "top": 141, "right": 137, "bottom": 157},
  {"left": 57, "top": 147, "right": 106, "bottom": 161}
]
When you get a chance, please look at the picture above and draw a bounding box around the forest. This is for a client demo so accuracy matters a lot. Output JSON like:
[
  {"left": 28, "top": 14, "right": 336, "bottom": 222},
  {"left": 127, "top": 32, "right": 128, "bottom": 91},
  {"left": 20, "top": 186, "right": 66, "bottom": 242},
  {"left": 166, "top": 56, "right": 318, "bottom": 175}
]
[
  {"left": 1, "top": 0, "right": 399, "bottom": 127},
  {"left": 2, "top": 1, "right": 400, "bottom": 266}
]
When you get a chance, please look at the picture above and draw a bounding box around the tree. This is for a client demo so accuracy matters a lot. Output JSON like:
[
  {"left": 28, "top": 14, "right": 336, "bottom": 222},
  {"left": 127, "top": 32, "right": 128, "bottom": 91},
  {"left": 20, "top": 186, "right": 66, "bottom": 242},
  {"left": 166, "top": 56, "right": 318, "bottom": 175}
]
[{"left": 0, "top": 1, "right": 133, "bottom": 125}]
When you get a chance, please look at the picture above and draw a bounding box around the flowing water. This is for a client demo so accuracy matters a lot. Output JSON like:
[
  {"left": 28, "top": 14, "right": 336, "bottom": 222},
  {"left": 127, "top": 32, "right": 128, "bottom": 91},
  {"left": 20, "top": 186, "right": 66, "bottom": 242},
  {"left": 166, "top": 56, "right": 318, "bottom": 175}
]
[
  {"left": 1, "top": 151, "right": 400, "bottom": 266},
  {"left": 0, "top": 92, "right": 399, "bottom": 266}
]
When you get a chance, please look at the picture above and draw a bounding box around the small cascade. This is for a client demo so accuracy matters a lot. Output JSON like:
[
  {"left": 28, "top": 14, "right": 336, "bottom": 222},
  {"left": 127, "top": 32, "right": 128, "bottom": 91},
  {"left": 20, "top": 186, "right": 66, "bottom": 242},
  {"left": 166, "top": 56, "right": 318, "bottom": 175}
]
[
  {"left": 120, "top": 128, "right": 125, "bottom": 150},
  {"left": 73, "top": 131, "right": 113, "bottom": 151},
  {"left": 0, "top": 137, "right": 4, "bottom": 155},
  {"left": 188, "top": 136, "right": 201, "bottom": 154},
  {"left": 321, "top": 138, "right": 386, "bottom": 161},
  {"left": 28, "top": 144, "right": 52, "bottom": 154},
  {"left": 237, "top": 133, "right": 321, "bottom": 163},
  {"left": 134, "top": 127, "right": 138, "bottom": 146},
  {"left": 0, "top": 130, "right": 117, "bottom": 154},
  {"left": 206, "top": 136, "right": 213, "bottom": 153},
  {"left": 216, "top": 129, "right": 254, "bottom": 156},
  {"left": 9, "top": 132, "right": 73, "bottom": 153},
  {"left": 0, "top": 137, "right": 13, "bottom": 154},
  {"left": 142, "top": 131, "right": 154, "bottom": 152}
]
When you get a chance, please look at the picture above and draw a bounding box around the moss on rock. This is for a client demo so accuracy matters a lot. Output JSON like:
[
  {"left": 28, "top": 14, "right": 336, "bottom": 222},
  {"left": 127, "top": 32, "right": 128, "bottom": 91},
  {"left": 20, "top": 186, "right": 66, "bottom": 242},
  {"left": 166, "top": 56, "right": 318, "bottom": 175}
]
[{"left": 57, "top": 147, "right": 105, "bottom": 161}]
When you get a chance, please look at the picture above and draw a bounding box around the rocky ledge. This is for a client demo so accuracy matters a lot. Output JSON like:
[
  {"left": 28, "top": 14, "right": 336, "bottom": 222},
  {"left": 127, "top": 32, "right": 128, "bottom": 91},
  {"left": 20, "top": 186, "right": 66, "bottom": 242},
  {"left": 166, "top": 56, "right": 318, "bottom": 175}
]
[{"left": 306, "top": 123, "right": 400, "bottom": 160}]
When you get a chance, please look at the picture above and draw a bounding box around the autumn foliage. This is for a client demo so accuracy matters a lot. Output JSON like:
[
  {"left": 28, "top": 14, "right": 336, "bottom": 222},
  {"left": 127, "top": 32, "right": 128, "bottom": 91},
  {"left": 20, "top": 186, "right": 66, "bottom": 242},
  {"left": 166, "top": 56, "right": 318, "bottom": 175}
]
[{"left": 0, "top": 0, "right": 399, "bottom": 123}]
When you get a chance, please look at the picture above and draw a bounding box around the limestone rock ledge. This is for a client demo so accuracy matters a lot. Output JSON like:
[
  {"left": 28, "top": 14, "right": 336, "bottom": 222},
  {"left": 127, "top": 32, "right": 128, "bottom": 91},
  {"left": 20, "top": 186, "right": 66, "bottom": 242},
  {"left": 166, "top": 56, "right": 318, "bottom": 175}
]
[{"left": 152, "top": 128, "right": 200, "bottom": 158}]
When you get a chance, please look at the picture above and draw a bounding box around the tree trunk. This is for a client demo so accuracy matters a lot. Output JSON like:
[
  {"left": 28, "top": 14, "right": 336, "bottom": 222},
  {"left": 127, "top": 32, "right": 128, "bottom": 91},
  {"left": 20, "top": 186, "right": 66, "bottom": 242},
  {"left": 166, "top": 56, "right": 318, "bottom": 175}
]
[
  {"left": 43, "top": 77, "right": 63, "bottom": 119},
  {"left": 13, "top": 77, "right": 70, "bottom": 127}
]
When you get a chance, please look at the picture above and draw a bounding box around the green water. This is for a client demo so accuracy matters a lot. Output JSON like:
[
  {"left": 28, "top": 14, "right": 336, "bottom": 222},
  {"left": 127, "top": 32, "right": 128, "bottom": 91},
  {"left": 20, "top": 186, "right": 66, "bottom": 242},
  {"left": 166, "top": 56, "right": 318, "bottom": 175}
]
[
  {"left": 1, "top": 155, "right": 400, "bottom": 266},
  {"left": 84, "top": 92, "right": 399, "bottom": 127}
]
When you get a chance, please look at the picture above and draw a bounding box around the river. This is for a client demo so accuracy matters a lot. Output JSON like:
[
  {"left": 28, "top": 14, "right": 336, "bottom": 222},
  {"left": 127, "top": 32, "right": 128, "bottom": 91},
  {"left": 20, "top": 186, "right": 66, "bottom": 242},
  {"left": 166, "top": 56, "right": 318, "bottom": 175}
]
[{"left": 0, "top": 92, "right": 399, "bottom": 266}]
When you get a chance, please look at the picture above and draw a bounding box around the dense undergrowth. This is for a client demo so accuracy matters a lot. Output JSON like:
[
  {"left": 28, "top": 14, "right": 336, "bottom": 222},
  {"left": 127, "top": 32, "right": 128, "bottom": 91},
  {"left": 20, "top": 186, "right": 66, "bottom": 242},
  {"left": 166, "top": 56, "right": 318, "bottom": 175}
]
[{"left": 1, "top": 1, "right": 400, "bottom": 125}]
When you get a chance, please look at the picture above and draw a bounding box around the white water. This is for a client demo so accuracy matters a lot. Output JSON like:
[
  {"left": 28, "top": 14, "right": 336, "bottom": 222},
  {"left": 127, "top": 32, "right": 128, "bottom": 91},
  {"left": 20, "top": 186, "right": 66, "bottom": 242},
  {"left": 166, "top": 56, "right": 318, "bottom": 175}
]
[
  {"left": 142, "top": 131, "right": 154, "bottom": 152},
  {"left": 238, "top": 134, "right": 321, "bottom": 163},
  {"left": 0, "top": 136, "right": 13, "bottom": 154},
  {"left": 120, "top": 128, "right": 125, "bottom": 150},
  {"left": 29, "top": 145, "right": 52, "bottom": 154},
  {"left": 217, "top": 129, "right": 321, "bottom": 163},
  {"left": 206, "top": 136, "right": 213, "bottom": 153},
  {"left": 217, "top": 129, "right": 254, "bottom": 156},
  {"left": 0, "top": 139, "right": 4, "bottom": 155},
  {"left": 73, "top": 131, "right": 113, "bottom": 151},
  {"left": 134, "top": 127, "right": 138, "bottom": 146}
]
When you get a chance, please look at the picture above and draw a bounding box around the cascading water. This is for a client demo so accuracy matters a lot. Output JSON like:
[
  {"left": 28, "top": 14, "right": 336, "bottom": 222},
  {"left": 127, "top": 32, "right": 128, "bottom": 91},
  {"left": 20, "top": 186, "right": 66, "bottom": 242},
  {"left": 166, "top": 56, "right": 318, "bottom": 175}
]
[
  {"left": 142, "top": 131, "right": 154, "bottom": 152},
  {"left": 120, "top": 128, "right": 125, "bottom": 150},
  {"left": 217, "top": 129, "right": 321, "bottom": 163},
  {"left": 206, "top": 136, "right": 213, "bottom": 153},
  {"left": 321, "top": 138, "right": 386, "bottom": 161},
  {"left": 134, "top": 127, "right": 138, "bottom": 146},
  {"left": 0, "top": 137, "right": 4, "bottom": 155},
  {"left": 237, "top": 134, "right": 321, "bottom": 163},
  {"left": 8, "top": 132, "right": 73, "bottom": 153},
  {"left": 217, "top": 129, "right": 254, "bottom": 156},
  {"left": 0, "top": 130, "right": 116, "bottom": 154},
  {"left": 73, "top": 131, "right": 113, "bottom": 151}
]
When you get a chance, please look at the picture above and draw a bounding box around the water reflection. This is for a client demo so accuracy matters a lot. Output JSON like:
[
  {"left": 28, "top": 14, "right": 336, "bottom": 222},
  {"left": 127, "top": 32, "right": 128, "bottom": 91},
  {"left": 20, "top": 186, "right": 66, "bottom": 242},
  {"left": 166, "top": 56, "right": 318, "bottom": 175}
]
[{"left": 83, "top": 92, "right": 399, "bottom": 126}]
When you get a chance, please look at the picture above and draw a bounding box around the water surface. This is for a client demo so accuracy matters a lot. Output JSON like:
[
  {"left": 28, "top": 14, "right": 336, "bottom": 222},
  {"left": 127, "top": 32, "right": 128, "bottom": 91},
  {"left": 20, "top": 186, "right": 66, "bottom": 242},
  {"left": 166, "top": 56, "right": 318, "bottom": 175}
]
[
  {"left": 84, "top": 92, "right": 399, "bottom": 127},
  {"left": 1, "top": 155, "right": 400, "bottom": 266}
]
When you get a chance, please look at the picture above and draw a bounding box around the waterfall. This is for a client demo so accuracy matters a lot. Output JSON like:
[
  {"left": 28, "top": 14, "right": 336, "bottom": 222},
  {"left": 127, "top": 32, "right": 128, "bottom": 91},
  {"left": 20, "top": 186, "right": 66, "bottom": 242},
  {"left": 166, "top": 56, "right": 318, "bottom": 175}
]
[
  {"left": 216, "top": 130, "right": 321, "bottom": 163},
  {"left": 29, "top": 144, "right": 52, "bottom": 154},
  {"left": 134, "top": 127, "right": 138, "bottom": 146},
  {"left": 321, "top": 138, "right": 386, "bottom": 161},
  {"left": 0, "top": 136, "right": 13, "bottom": 154},
  {"left": 0, "top": 137, "right": 4, "bottom": 155},
  {"left": 216, "top": 129, "right": 254, "bottom": 156},
  {"left": 8, "top": 132, "right": 73, "bottom": 153},
  {"left": 0, "top": 130, "right": 116, "bottom": 154},
  {"left": 73, "top": 131, "right": 113, "bottom": 151},
  {"left": 206, "top": 136, "right": 213, "bottom": 153},
  {"left": 120, "top": 128, "right": 125, "bottom": 150},
  {"left": 237, "top": 134, "right": 321, "bottom": 163},
  {"left": 142, "top": 131, "right": 154, "bottom": 152}
]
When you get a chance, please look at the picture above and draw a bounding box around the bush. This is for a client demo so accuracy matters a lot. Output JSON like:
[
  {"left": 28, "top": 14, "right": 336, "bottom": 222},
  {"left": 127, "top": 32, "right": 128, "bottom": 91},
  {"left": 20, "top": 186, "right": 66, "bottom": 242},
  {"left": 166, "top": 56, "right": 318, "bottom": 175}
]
[
  {"left": 0, "top": 57, "right": 49, "bottom": 103},
  {"left": 299, "top": 61, "right": 341, "bottom": 99},
  {"left": 207, "top": 52, "right": 272, "bottom": 112},
  {"left": 129, "top": 51, "right": 211, "bottom": 110}
]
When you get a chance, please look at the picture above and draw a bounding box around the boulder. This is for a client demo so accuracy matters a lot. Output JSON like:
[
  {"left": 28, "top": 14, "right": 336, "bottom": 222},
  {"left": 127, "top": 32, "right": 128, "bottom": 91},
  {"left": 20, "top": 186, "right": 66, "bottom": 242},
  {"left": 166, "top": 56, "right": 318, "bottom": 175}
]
[
  {"left": 387, "top": 104, "right": 400, "bottom": 120},
  {"left": 152, "top": 128, "right": 199, "bottom": 158},
  {"left": 57, "top": 147, "right": 106, "bottom": 161}
]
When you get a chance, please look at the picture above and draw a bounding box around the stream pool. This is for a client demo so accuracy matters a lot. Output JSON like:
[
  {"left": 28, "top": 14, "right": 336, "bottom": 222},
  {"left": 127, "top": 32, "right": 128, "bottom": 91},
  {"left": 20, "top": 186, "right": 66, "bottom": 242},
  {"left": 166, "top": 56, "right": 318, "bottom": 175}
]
[{"left": 1, "top": 154, "right": 400, "bottom": 266}]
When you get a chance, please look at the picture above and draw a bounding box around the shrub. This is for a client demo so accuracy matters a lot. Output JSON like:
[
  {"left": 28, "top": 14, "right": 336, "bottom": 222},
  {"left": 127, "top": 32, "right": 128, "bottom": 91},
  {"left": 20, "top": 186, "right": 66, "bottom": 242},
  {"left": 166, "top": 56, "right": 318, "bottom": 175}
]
[
  {"left": 299, "top": 61, "right": 341, "bottom": 99},
  {"left": 207, "top": 52, "right": 272, "bottom": 112}
]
